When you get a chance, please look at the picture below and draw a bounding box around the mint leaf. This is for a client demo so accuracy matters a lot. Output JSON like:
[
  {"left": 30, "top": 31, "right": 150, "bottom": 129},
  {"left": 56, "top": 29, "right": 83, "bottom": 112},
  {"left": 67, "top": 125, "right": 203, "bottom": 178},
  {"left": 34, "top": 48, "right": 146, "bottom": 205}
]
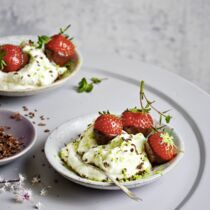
[
  {"left": 77, "top": 78, "right": 93, "bottom": 93},
  {"left": 165, "top": 115, "right": 172, "bottom": 123},
  {"left": 85, "top": 83, "right": 94, "bottom": 92},
  {"left": 77, "top": 78, "right": 88, "bottom": 92},
  {"left": 76, "top": 77, "right": 107, "bottom": 93},
  {"left": 90, "top": 77, "right": 102, "bottom": 84}
]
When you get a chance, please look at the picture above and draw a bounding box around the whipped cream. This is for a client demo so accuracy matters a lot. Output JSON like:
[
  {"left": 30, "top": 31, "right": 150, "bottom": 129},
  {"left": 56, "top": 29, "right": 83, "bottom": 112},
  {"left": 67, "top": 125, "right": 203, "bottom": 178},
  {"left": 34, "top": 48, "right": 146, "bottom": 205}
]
[
  {"left": 0, "top": 45, "right": 67, "bottom": 90},
  {"left": 60, "top": 125, "right": 152, "bottom": 182}
]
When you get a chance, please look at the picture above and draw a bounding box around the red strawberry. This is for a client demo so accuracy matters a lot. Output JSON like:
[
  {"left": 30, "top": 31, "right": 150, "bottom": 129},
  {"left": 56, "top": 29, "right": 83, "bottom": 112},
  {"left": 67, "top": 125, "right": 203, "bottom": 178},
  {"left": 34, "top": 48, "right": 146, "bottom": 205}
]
[
  {"left": 94, "top": 114, "right": 123, "bottom": 145},
  {"left": 145, "top": 131, "right": 177, "bottom": 164},
  {"left": 122, "top": 110, "right": 153, "bottom": 136},
  {"left": 0, "top": 44, "right": 29, "bottom": 72},
  {"left": 45, "top": 34, "right": 76, "bottom": 66}
]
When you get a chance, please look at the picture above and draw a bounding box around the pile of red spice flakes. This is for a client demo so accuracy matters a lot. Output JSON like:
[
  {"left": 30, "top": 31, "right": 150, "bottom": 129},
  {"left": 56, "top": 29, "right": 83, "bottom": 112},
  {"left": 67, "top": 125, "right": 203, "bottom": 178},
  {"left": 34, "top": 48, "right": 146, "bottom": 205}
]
[{"left": 0, "top": 127, "right": 24, "bottom": 159}]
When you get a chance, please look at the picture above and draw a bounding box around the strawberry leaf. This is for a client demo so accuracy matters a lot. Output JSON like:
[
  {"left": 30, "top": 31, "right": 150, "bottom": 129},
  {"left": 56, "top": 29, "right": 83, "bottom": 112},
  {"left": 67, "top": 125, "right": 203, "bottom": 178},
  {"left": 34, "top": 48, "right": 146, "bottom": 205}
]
[
  {"left": 98, "top": 110, "right": 110, "bottom": 115},
  {"left": 65, "top": 60, "right": 76, "bottom": 71},
  {"left": 37, "top": 35, "right": 50, "bottom": 49},
  {"left": 128, "top": 107, "right": 142, "bottom": 113}
]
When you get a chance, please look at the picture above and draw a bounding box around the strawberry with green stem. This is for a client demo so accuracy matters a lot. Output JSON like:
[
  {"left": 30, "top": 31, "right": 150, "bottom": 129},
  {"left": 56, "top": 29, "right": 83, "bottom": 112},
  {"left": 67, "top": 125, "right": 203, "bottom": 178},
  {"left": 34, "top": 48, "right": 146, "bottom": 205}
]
[
  {"left": 140, "top": 80, "right": 172, "bottom": 125},
  {"left": 44, "top": 25, "right": 76, "bottom": 67},
  {"left": 138, "top": 81, "right": 177, "bottom": 164},
  {"left": 0, "top": 44, "right": 29, "bottom": 72},
  {"left": 122, "top": 81, "right": 153, "bottom": 136},
  {"left": 122, "top": 81, "right": 172, "bottom": 136},
  {"left": 145, "top": 131, "right": 177, "bottom": 164}
]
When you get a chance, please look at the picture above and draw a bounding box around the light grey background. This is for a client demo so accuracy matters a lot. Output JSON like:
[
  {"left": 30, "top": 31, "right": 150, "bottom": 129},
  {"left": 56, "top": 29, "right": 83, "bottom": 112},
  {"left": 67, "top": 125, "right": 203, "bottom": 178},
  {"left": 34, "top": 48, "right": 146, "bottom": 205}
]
[{"left": 0, "top": 0, "right": 209, "bottom": 93}]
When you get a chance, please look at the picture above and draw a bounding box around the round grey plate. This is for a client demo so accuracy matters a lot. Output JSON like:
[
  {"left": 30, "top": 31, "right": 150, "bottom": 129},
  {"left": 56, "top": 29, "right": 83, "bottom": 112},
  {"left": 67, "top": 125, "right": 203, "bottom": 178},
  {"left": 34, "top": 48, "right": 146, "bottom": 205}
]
[
  {"left": 0, "top": 35, "right": 209, "bottom": 210},
  {"left": 0, "top": 110, "right": 36, "bottom": 165}
]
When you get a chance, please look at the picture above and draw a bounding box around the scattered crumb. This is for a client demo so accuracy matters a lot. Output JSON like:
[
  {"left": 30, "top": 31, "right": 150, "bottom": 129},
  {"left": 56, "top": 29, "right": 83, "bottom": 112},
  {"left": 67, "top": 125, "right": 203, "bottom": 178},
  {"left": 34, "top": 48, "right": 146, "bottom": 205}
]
[
  {"left": 37, "top": 123, "right": 46, "bottom": 127},
  {"left": 40, "top": 116, "right": 45, "bottom": 121},
  {"left": 10, "top": 112, "right": 22, "bottom": 121},
  {"left": 22, "top": 106, "right": 28, "bottom": 111},
  {"left": 28, "top": 112, "right": 35, "bottom": 119}
]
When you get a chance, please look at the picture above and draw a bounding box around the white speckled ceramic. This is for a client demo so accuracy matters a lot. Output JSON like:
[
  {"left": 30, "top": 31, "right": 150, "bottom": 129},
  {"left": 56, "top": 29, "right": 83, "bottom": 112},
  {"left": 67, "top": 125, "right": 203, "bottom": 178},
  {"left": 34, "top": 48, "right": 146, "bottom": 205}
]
[
  {"left": 45, "top": 114, "right": 184, "bottom": 190},
  {"left": 0, "top": 110, "right": 37, "bottom": 165},
  {"left": 0, "top": 36, "right": 82, "bottom": 96}
]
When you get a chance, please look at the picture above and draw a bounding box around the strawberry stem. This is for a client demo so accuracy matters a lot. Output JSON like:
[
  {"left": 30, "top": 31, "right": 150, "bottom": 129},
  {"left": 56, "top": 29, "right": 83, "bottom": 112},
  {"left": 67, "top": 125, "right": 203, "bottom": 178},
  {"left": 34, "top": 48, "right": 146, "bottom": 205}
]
[
  {"left": 139, "top": 80, "right": 172, "bottom": 125},
  {"left": 60, "top": 24, "right": 71, "bottom": 35},
  {"left": 139, "top": 81, "right": 145, "bottom": 112}
]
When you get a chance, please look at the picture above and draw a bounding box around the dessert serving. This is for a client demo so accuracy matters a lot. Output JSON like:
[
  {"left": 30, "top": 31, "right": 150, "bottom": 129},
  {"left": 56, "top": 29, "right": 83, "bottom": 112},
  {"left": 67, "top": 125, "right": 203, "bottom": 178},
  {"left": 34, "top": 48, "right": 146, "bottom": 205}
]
[
  {"left": 59, "top": 81, "right": 180, "bottom": 183},
  {"left": 0, "top": 25, "right": 80, "bottom": 91}
]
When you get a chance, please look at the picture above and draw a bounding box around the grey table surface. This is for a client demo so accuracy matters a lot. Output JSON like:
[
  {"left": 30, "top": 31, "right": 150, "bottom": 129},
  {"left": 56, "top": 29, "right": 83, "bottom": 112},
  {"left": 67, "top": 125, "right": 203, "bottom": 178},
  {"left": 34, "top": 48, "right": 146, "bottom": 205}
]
[{"left": 0, "top": 0, "right": 209, "bottom": 94}]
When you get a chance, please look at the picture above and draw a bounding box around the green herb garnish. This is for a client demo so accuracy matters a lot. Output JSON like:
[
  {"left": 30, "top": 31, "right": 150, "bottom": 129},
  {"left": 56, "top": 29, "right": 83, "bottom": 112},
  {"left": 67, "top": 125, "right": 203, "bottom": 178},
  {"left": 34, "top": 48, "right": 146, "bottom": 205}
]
[
  {"left": 77, "top": 77, "right": 106, "bottom": 93},
  {"left": 90, "top": 77, "right": 104, "bottom": 84},
  {"left": 37, "top": 35, "right": 50, "bottom": 49},
  {"left": 77, "top": 78, "right": 93, "bottom": 93}
]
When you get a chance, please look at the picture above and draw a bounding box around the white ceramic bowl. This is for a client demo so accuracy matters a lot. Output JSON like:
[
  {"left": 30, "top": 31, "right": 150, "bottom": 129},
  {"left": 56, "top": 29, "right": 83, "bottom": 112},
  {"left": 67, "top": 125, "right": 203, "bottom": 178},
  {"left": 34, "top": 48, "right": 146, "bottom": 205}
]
[
  {"left": 45, "top": 114, "right": 184, "bottom": 190},
  {"left": 0, "top": 35, "right": 82, "bottom": 96}
]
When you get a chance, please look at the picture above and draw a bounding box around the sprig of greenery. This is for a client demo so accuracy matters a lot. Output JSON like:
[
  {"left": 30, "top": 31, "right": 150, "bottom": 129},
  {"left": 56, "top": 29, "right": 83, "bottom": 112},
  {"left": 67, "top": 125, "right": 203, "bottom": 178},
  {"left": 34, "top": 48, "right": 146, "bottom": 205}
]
[
  {"left": 77, "top": 78, "right": 93, "bottom": 93},
  {"left": 139, "top": 80, "right": 172, "bottom": 124},
  {"left": 0, "top": 50, "right": 6, "bottom": 70},
  {"left": 37, "top": 35, "right": 50, "bottom": 48},
  {"left": 76, "top": 77, "right": 107, "bottom": 93}
]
